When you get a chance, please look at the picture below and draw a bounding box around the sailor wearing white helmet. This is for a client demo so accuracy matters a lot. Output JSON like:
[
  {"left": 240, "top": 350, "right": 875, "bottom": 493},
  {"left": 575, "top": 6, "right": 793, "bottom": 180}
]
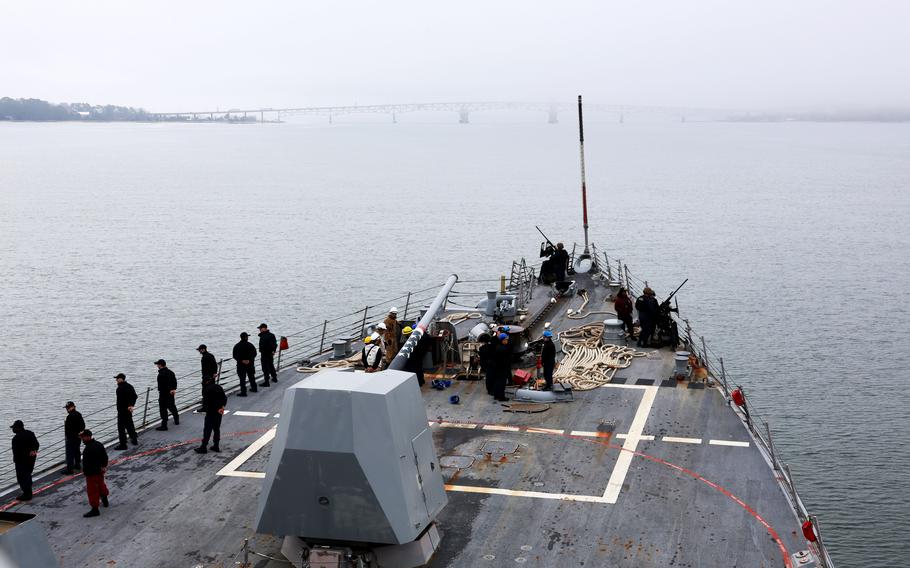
[{"left": 382, "top": 308, "right": 401, "bottom": 364}]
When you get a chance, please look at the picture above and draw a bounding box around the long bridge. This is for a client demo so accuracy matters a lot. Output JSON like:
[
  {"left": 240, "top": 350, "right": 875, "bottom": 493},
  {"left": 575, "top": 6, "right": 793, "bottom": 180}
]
[{"left": 149, "top": 101, "right": 740, "bottom": 123}]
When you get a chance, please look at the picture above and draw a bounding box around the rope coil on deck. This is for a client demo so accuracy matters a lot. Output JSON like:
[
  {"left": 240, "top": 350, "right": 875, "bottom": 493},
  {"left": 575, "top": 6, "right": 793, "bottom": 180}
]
[
  {"left": 440, "top": 312, "right": 482, "bottom": 325},
  {"left": 555, "top": 323, "right": 645, "bottom": 390},
  {"left": 296, "top": 354, "right": 361, "bottom": 373},
  {"left": 566, "top": 290, "right": 616, "bottom": 319}
]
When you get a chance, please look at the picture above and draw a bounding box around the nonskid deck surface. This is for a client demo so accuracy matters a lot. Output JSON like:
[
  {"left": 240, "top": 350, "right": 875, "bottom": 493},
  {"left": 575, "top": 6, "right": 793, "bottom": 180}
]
[{"left": 3, "top": 274, "right": 805, "bottom": 567}]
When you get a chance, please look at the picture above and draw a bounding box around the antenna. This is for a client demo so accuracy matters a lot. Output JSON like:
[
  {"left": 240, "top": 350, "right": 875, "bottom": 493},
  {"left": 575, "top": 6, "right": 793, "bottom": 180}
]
[{"left": 577, "top": 95, "right": 590, "bottom": 255}]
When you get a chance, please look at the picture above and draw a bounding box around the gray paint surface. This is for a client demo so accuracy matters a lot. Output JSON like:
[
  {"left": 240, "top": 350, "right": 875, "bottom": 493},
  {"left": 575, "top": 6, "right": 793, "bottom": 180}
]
[
  {"left": 0, "top": 273, "right": 812, "bottom": 567},
  {"left": 256, "top": 369, "right": 447, "bottom": 545}
]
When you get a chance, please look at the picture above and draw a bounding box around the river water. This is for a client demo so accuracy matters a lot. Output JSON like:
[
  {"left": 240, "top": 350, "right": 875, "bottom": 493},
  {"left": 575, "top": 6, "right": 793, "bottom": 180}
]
[{"left": 1, "top": 118, "right": 908, "bottom": 566}]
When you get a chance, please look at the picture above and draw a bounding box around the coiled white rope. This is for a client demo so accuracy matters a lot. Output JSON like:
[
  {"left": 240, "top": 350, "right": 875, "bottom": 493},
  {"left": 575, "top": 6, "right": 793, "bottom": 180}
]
[
  {"left": 296, "top": 354, "right": 360, "bottom": 373},
  {"left": 566, "top": 290, "right": 617, "bottom": 320},
  {"left": 440, "top": 312, "right": 483, "bottom": 325},
  {"left": 554, "top": 323, "right": 645, "bottom": 390}
]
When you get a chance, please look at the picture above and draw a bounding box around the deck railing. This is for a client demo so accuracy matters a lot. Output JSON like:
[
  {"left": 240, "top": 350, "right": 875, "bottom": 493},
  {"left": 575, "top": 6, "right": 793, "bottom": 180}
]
[
  {"left": 0, "top": 255, "right": 837, "bottom": 567},
  {"left": 613, "top": 255, "right": 835, "bottom": 568},
  {"left": 0, "top": 282, "right": 452, "bottom": 496}
]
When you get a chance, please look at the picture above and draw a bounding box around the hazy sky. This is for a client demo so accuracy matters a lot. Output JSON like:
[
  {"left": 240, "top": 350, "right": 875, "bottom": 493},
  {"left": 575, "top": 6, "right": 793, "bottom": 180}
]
[{"left": 2, "top": 1, "right": 909, "bottom": 112}]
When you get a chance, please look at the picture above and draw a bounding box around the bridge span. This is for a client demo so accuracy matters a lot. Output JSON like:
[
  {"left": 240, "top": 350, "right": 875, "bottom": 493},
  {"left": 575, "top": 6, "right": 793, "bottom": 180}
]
[{"left": 149, "top": 101, "right": 737, "bottom": 123}]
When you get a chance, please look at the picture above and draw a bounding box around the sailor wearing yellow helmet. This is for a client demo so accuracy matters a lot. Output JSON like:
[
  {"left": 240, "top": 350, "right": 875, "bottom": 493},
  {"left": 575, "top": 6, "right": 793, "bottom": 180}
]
[
  {"left": 400, "top": 325, "right": 429, "bottom": 386},
  {"left": 361, "top": 334, "right": 383, "bottom": 373}
]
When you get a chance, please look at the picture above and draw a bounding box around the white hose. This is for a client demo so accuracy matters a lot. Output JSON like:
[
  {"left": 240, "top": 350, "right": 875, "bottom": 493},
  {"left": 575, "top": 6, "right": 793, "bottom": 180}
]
[{"left": 554, "top": 323, "right": 645, "bottom": 390}]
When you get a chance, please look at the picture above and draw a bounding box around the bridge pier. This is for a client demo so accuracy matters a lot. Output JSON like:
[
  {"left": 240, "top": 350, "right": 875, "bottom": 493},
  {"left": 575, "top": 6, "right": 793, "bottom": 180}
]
[
  {"left": 619, "top": 113, "right": 624, "bottom": 124},
  {"left": 329, "top": 114, "right": 332, "bottom": 124},
  {"left": 548, "top": 109, "right": 558, "bottom": 124},
  {"left": 260, "top": 111, "right": 264, "bottom": 123},
  {"left": 458, "top": 109, "right": 469, "bottom": 124},
  {"left": 392, "top": 112, "right": 397, "bottom": 124}
]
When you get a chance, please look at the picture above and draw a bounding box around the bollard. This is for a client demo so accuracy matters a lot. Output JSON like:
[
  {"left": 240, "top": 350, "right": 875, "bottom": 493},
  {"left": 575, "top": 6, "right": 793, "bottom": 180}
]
[{"left": 243, "top": 537, "right": 249, "bottom": 566}]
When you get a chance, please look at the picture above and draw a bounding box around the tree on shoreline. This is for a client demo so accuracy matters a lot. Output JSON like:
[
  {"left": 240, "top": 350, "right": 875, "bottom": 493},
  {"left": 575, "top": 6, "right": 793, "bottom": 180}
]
[{"left": 0, "top": 97, "right": 150, "bottom": 121}]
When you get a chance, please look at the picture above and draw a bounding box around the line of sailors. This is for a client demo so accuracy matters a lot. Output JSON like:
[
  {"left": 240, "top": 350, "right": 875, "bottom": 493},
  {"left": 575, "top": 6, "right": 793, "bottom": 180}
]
[{"left": 7, "top": 323, "right": 280, "bottom": 517}]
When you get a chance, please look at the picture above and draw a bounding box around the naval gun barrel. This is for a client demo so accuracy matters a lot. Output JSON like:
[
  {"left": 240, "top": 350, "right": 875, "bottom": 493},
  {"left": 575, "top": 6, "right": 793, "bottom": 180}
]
[{"left": 389, "top": 274, "right": 458, "bottom": 372}]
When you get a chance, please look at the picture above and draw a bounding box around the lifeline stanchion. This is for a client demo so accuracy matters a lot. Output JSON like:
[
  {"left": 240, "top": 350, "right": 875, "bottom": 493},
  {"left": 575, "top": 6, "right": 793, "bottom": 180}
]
[
  {"left": 701, "top": 336, "right": 710, "bottom": 374},
  {"left": 810, "top": 514, "right": 829, "bottom": 568},
  {"left": 319, "top": 319, "right": 328, "bottom": 354},
  {"left": 719, "top": 357, "right": 729, "bottom": 398},
  {"left": 141, "top": 388, "right": 150, "bottom": 427},
  {"left": 216, "top": 358, "right": 224, "bottom": 384},
  {"left": 359, "top": 306, "right": 369, "bottom": 337},
  {"left": 764, "top": 421, "right": 779, "bottom": 471}
]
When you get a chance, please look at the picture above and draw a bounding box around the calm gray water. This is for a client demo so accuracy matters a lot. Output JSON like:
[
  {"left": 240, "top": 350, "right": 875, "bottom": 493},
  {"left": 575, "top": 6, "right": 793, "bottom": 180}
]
[{"left": 1, "top": 119, "right": 908, "bottom": 566}]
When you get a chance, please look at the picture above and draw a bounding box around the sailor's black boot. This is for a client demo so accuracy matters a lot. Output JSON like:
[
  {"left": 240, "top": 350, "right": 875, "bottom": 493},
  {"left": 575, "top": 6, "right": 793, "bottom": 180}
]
[
  {"left": 194, "top": 446, "right": 207, "bottom": 454},
  {"left": 83, "top": 508, "right": 100, "bottom": 518},
  {"left": 101, "top": 495, "right": 109, "bottom": 507}
]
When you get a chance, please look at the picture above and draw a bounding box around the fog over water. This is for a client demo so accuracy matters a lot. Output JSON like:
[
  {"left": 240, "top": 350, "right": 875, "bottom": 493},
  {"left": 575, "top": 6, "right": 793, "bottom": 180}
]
[
  {"left": 0, "top": 118, "right": 908, "bottom": 565},
  {"left": 3, "top": 1, "right": 910, "bottom": 111}
]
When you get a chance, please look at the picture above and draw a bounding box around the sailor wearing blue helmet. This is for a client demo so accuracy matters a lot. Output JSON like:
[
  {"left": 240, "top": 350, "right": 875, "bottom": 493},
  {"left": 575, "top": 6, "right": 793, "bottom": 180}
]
[{"left": 541, "top": 329, "right": 556, "bottom": 390}]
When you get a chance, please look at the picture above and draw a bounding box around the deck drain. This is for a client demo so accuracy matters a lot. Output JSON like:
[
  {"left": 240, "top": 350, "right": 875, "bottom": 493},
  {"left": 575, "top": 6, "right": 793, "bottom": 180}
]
[
  {"left": 440, "top": 455, "right": 475, "bottom": 469},
  {"left": 597, "top": 419, "right": 616, "bottom": 433},
  {"left": 520, "top": 545, "right": 533, "bottom": 551},
  {"left": 515, "top": 557, "right": 528, "bottom": 563},
  {"left": 481, "top": 440, "right": 519, "bottom": 454},
  {"left": 483, "top": 554, "right": 496, "bottom": 560}
]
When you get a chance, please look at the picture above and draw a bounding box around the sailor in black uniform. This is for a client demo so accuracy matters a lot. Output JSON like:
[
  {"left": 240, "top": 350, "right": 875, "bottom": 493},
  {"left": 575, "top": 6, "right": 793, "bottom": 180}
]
[
  {"left": 233, "top": 332, "right": 258, "bottom": 396},
  {"left": 196, "top": 344, "right": 218, "bottom": 412},
  {"left": 10, "top": 420, "right": 39, "bottom": 501},
  {"left": 154, "top": 359, "right": 179, "bottom": 430},
  {"left": 114, "top": 373, "right": 138, "bottom": 450},
  {"left": 195, "top": 376, "right": 227, "bottom": 454},
  {"left": 258, "top": 323, "right": 278, "bottom": 386}
]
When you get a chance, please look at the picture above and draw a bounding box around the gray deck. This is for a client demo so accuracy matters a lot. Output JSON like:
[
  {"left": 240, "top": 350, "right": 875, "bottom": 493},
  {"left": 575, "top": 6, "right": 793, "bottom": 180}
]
[{"left": 0, "top": 273, "right": 805, "bottom": 567}]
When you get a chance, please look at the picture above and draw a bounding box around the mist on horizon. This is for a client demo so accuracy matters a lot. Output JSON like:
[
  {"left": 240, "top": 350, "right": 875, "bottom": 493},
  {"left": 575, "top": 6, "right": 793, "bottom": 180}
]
[{"left": 1, "top": 0, "right": 909, "bottom": 113}]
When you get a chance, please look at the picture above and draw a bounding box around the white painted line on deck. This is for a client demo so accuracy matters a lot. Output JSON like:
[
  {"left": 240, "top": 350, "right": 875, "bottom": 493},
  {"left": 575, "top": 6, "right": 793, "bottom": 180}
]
[
  {"left": 615, "top": 434, "right": 655, "bottom": 441},
  {"left": 570, "top": 430, "right": 600, "bottom": 437},
  {"left": 525, "top": 427, "right": 566, "bottom": 435},
  {"left": 662, "top": 436, "right": 703, "bottom": 444},
  {"left": 273, "top": 413, "right": 280, "bottom": 418},
  {"left": 232, "top": 411, "right": 271, "bottom": 417},
  {"left": 216, "top": 427, "right": 276, "bottom": 479},
  {"left": 602, "top": 385, "right": 659, "bottom": 504},
  {"left": 445, "top": 484, "right": 607, "bottom": 503},
  {"left": 709, "top": 439, "right": 750, "bottom": 447},
  {"left": 482, "top": 425, "right": 521, "bottom": 432},
  {"left": 437, "top": 421, "right": 478, "bottom": 429}
]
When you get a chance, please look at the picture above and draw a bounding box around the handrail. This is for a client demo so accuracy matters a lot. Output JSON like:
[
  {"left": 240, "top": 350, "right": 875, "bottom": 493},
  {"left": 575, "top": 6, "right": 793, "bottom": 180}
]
[
  {"left": 0, "top": 283, "right": 448, "bottom": 494},
  {"left": 605, "top": 253, "right": 835, "bottom": 568}
]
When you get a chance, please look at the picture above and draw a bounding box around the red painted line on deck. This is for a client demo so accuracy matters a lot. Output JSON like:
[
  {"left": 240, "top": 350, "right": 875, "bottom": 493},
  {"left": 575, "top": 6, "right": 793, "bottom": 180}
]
[
  {"left": 0, "top": 428, "right": 269, "bottom": 513},
  {"left": 432, "top": 418, "right": 793, "bottom": 568}
]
